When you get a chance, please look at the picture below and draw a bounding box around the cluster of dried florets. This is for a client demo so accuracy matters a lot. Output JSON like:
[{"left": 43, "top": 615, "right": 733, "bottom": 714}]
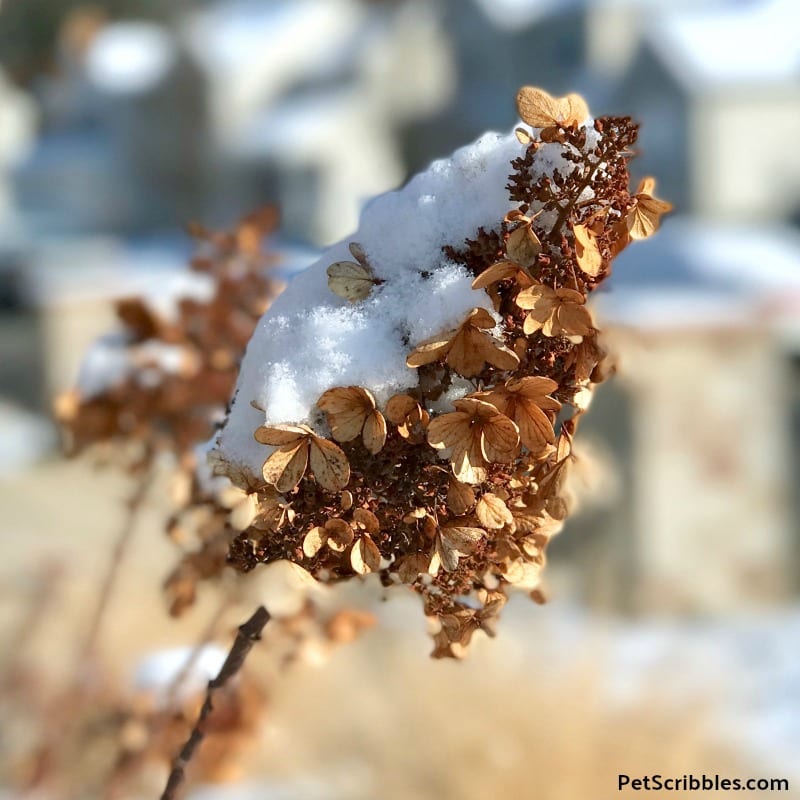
[
  {"left": 222, "top": 88, "right": 670, "bottom": 657},
  {"left": 55, "top": 209, "right": 285, "bottom": 616},
  {"left": 55, "top": 208, "right": 283, "bottom": 472}
]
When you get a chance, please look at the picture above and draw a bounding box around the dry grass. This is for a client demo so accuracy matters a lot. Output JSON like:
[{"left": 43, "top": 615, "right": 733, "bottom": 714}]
[
  {"left": 248, "top": 598, "right": 774, "bottom": 800},
  {"left": 1, "top": 461, "right": 794, "bottom": 800}
]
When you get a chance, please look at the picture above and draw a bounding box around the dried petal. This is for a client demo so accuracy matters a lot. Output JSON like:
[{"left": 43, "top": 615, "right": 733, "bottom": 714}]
[
  {"left": 480, "top": 413, "right": 519, "bottom": 463},
  {"left": 515, "top": 127, "right": 532, "bottom": 144},
  {"left": 506, "top": 223, "right": 541, "bottom": 267},
  {"left": 308, "top": 436, "right": 350, "bottom": 492},
  {"left": 350, "top": 536, "right": 381, "bottom": 574},
  {"left": 471, "top": 260, "right": 533, "bottom": 291},
  {"left": 627, "top": 177, "right": 672, "bottom": 240},
  {"left": 447, "top": 477, "right": 475, "bottom": 515},
  {"left": 407, "top": 308, "right": 517, "bottom": 378},
  {"left": 405, "top": 337, "right": 451, "bottom": 368},
  {"left": 516, "top": 86, "right": 589, "bottom": 128},
  {"left": 327, "top": 260, "right": 376, "bottom": 302},
  {"left": 318, "top": 386, "right": 375, "bottom": 442},
  {"left": 572, "top": 223, "right": 603, "bottom": 277},
  {"left": 352, "top": 507, "right": 380, "bottom": 534},
  {"left": 303, "top": 526, "right": 326, "bottom": 558},
  {"left": 362, "top": 409, "right": 387, "bottom": 453},
  {"left": 262, "top": 441, "right": 308, "bottom": 493},
  {"left": 325, "top": 518, "right": 354, "bottom": 551},
  {"left": 254, "top": 424, "right": 309, "bottom": 446},
  {"left": 476, "top": 493, "right": 513, "bottom": 530},
  {"left": 427, "top": 412, "right": 472, "bottom": 452},
  {"left": 437, "top": 526, "right": 484, "bottom": 572},
  {"left": 385, "top": 394, "right": 419, "bottom": 424}
]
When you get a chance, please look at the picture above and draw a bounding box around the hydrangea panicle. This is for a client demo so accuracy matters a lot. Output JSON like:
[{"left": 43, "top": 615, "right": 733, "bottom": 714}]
[{"left": 212, "top": 87, "right": 671, "bottom": 658}]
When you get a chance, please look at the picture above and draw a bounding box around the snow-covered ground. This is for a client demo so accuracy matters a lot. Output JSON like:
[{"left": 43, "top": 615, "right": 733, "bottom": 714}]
[{"left": 501, "top": 603, "right": 800, "bottom": 782}]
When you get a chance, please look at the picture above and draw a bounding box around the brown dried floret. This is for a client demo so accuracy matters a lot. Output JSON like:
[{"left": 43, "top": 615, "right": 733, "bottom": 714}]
[
  {"left": 255, "top": 424, "right": 350, "bottom": 493},
  {"left": 317, "top": 386, "right": 387, "bottom": 454},
  {"left": 516, "top": 86, "right": 589, "bottom": 129},
  {"left": 327, "top": 242, "right": 380, "bottom": 302},
  {"left": 627, "top": 177, "right": 673, "bottom": 240},
  {"left": 385, "top": 394, "right": 430, "bottom": 443},
  {"left": 426, "top": 398, "right": 519, "bottom": 484},
  {"left": 516, "top": 284, "right": 594, "bottom": 339},
  {"left": 406, "top": 307, "right": 519, "bottom": 377},
  {"left": 474, "top": 376, "right": 561, "bottom": 454}
]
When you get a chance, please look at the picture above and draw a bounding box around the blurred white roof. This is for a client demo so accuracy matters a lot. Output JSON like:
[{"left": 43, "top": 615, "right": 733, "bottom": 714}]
[
  {"left": 185, "top": 0, "right": 359, "bottom": 78},
  {"left": 597, "top": 218, "right": 800, "bottom": 338},
  {"left": 470, "top": 0, "right": 579, "bottom": 29},
  {"left": 85, "top": 22, "right": 177, "bottom": 95},
  {"left": 20, "top": 236, "right": 203, "bottom": 311},
  {"left": 184, "top": 0, "right": 365, "bottom": 146},
  {"left": 648, "top": 0, "right": 800, "bottom": 89}
]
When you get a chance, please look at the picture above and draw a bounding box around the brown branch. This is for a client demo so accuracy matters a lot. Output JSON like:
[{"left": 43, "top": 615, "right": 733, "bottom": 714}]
[
  {"left": 79, "top": 469, "right": 155, "bottom": 669},
  {"left": 159, "top": 605, "right": 271, "bottom": 800},
  {"left": 0, "top": 561, "right": 64, "bottom": 687}
]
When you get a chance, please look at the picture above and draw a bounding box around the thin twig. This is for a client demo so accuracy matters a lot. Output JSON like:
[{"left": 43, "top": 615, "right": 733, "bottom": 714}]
[
  {"left": 159, "top": 605, "right": 270, "bottom": 800},
  {"left": 0, "top": 561, "right": 64, "bottom": 686},
  {"left": 79, "top": 469, "right": 155, "bottom": 668},
  {"left": 102, "top": 595, "right": 234, "bottom": 800}
]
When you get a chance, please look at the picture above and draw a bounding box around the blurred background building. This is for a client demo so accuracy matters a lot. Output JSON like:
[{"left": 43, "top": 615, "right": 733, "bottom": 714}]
[
  {"left": 1, "top": 0, "right": 797, "bottom": 608},
  {"left": 1, "top": 1, "right": 798, "bottom": 796}
]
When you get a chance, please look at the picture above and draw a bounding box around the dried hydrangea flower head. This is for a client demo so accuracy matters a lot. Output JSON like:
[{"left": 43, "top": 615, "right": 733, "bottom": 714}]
[
  {"left": 212, "top": 87, "right": 670, "bottom": 658},
  {"left": 54, "top": 210, "right": 286, "bottom": 614},
  {"left": 55, "top": 208, "right": 283, "bottom": 471}
]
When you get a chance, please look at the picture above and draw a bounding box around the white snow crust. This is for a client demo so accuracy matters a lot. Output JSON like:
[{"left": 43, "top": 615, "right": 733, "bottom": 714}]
[
  {"left": 78, "top": 335, "right": 191, "bottom": 399},
  {"left": 134, "top": 644, "right": 227, "bottom": 708}
]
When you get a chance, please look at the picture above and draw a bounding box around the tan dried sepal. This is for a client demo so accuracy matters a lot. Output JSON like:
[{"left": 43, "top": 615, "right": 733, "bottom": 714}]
[
  {"left": 627, "top": 177, "right": 672, "bottom": 240},
  {"left": 427, "top": 398, "right": 519, "bottom": 484},
  {"left": 471, "top": 260, "right": 535, "bottom": 292},
  {"left": 350, "top": 536, "right": 381, "bottom": 574},
  {"left": 572, "top": 223, "right": 604, "bottom": 277},
  {"left": 506, "top": 221, "right": 541, "bottom": 268},
  {"left": 476, "top": 493, "right": 513, "bottom": 530},
  {"left": 257, "top": 424, "right": 349, "bottom": 493},
  {"left": 308, "top": 436, "right": 350, "bottom": 492},
  {"left": 516, "top": 284, "right": 594, "bottom": 339},
  {"left": 362, "top": 408, "right": 387, "bottom": 454},
  {"left": 385, "top": 394, "right": 430, "bottom": 441},
  {"left": 303, "top": 526, "right": 327, "bottom": 558},
  {"left": 324, "top": 518, "right": 355, "bottom": 552},
  {"left": 435, "top": 525, "right": 484, "bottom": 573},
  {"left": 327, "top": 260, "right": 376, "bottom": 302},
  {"left": 261, "top": 441, "right": 308, "bottom": 493},
  {"left": 475, "top": 376, "right": 560, "bottom": 454},
  {"left": 516, "top": 86, "right": 589, "bottom": 128},
  {"left": 317, "top": 386, "right": 374, "bottom": 442},
  {"left": 406, "top": 308, "right": 519, "bottom": 378},
  {"left": 447, "top": 477, "right": 476, "bottom": 515},
  {"left": 352, "top": 507, "right": 380, "bottom": 534}
]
